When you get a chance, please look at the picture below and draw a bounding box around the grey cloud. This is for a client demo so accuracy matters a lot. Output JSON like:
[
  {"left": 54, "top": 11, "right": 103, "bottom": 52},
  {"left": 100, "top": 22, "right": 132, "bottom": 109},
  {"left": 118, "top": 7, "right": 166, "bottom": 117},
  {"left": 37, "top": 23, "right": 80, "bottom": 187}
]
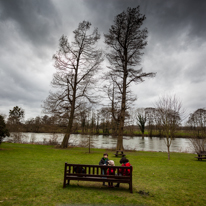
[
  {"left": 0, "top": 0, "right": 61, "bottom": 47},
  {"left": 0, "top": 0, "right": 206, "bottom": 119}
]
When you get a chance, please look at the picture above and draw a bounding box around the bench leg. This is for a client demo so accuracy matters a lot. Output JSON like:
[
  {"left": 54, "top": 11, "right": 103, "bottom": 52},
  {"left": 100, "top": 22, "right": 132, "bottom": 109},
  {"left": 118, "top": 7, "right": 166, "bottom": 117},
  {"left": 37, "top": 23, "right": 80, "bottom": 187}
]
[
  {"left": 129, "top": 183, "right": 133, "bottom": 193},
  {"left": 63, "top": 179, "right": 66, "bottom": 188},
  {"left": 63, "top": 179, "right": 70, "bottom": 188}
]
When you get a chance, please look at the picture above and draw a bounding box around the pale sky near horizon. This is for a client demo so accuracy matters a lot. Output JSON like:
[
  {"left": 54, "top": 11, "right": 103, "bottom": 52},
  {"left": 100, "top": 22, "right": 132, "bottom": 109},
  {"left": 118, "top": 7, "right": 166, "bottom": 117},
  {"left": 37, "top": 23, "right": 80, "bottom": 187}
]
[{"left": 0, "top": 0, "right": 206, "bottom": 121}]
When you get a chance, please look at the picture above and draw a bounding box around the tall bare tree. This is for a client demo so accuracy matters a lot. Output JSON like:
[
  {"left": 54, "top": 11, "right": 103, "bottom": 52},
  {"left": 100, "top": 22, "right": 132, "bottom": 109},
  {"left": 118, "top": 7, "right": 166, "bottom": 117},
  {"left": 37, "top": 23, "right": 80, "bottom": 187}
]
[
  {"left": 155, "top": 95, "right": 182, "bottom": 160},
  {"left": 43, "top": 21, "right": 103, "bottom": 148},
  {"left": 104, "top": 7, "right": 155, "bottom": 150}
]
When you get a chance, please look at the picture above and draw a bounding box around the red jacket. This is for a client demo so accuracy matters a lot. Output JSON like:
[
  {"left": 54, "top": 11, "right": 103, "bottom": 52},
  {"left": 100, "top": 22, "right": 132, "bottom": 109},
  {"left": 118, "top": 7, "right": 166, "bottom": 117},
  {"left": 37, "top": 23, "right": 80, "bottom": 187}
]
[
  {"left": 119, "top": 162, "right": 132, "bottom": 176},
  {"left": 107, "top": 167, "right": 116, "bottom": 175}
]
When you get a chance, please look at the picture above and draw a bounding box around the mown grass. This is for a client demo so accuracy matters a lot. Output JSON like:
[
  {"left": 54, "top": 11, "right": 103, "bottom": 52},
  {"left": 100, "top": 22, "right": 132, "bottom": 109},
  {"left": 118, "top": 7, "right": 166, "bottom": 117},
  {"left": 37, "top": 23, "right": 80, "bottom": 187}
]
[{"left": 0, "top": 143, "right": 205, "bottom": 206}]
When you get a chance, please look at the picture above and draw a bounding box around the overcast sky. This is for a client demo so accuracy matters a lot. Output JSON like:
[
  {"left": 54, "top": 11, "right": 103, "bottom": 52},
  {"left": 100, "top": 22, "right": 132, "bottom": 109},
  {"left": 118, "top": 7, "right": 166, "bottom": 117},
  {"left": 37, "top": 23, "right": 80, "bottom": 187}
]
[{"left": 0, "top": 0, "right": 206, "bottom": 121}]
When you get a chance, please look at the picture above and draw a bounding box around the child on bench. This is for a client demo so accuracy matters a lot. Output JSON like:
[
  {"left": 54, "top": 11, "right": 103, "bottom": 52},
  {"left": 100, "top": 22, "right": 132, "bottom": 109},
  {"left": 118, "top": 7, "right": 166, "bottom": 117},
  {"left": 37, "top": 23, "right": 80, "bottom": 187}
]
[
  {"left": 107, "top": 160, "right": 116, "bottom": 188},
  {"left": 99, "top": 153, "right": 109, "bottom": 186},
  {"left": 115, "top": 157, "right": 132, "bottom": 187}
]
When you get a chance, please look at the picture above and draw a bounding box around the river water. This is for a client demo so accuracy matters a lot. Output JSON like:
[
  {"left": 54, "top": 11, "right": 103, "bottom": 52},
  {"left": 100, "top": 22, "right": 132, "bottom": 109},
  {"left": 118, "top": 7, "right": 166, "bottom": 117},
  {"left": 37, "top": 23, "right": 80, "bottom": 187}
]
[{"left": 4, "top": 133, "right": 194, "bottom": 153}]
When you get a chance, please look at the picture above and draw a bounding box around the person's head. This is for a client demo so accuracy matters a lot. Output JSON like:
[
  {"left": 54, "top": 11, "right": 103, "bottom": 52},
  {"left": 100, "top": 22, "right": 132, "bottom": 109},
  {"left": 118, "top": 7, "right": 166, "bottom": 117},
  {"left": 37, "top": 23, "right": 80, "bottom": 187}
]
[
  {"left": 103, "top": 153, "right": 108, "bottom": 159},
  {"left": 108, "top": 160, "right": 115, "bottom": 166},
  {"left": 120, "top": 157, "right": 129, "bottom": 164}
]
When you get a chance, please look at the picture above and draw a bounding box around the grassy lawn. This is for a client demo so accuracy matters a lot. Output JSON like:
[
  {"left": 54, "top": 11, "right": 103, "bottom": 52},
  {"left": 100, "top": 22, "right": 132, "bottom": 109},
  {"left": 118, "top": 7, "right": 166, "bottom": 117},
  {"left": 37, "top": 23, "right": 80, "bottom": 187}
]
[{"left": 0, "top": 143, "right": 205, "bottom": 206}]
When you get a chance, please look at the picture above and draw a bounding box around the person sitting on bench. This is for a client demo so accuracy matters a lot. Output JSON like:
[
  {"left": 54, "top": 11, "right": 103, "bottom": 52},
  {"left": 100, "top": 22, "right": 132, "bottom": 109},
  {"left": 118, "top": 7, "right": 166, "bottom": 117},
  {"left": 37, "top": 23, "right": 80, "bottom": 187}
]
[
  {"left": 107, "top": 160, "right": 116, "bottom": 188},
  {"left": 73, "top": 166, "right": 86, "bottom": 174},
  {"left": 115, "top": 157, "right": 132, "bottom": 187},
  {"left": 99, "top": 153, "right": 109, "bottom": 186}
]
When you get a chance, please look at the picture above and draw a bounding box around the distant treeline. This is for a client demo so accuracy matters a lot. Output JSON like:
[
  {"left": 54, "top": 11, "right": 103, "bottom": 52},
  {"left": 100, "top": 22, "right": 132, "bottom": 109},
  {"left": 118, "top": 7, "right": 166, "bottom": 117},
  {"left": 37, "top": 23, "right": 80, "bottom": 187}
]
[{"left": 4, "top": 106, "right": 206, "bottom": 138}]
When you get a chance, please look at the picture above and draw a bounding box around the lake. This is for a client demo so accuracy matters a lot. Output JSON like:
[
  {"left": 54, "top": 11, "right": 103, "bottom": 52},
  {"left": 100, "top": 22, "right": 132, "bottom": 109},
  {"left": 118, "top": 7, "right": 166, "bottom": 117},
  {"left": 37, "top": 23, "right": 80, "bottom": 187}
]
[{"left": 3, "top": 132, "right": 194, "bottom": 153}]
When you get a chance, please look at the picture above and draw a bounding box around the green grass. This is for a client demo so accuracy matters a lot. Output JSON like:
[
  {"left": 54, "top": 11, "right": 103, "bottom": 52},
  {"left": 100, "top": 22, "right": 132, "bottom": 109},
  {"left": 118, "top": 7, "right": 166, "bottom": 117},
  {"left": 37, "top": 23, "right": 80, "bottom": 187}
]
[{"left": 0, "top": 143, "right": 206, "bottom": 206}]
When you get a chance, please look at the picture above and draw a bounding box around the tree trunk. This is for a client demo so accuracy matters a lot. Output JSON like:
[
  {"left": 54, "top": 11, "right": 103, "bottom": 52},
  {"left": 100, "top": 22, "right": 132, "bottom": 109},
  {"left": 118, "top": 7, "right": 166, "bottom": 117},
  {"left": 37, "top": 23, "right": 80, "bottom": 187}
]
[
  {"left": 116, "top": 63, "right": 127, "bottom": 151},
  {"left": 61, "top": 66, "right": 78, "bottom": 148},
  {"left": 61, "top": 113, "right": 74, "bottom": 148},
  {"left": 116, "top": 107, "right": 125, "bottom": 150},
  {"left": 89, "top": 136, "right": 91, "bottom": 153},
  {"left": 116, "top": 135, "right": 124, "bottom": 150},
  {"left": 61, "top": 133, "right": 70, "bottom": 148},
  {"left": 167, "top": 144, "right": 170, "bottom": 160}
]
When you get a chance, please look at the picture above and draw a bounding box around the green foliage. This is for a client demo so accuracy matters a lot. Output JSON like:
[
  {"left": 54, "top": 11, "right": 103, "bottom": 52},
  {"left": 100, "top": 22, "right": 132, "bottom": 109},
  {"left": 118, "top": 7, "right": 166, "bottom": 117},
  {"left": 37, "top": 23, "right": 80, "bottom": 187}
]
[
  {"left": 8, "top": 106, "right": 24, "bottom": 124},
  {"left": 0, "top": 143, "right": 206, "bottom": 205},
  {"left": 0, "top": 115, "right": 10, "bottom": 144},
  {"left": 137, "top": 113, "right": 147, "bottom": 134}
]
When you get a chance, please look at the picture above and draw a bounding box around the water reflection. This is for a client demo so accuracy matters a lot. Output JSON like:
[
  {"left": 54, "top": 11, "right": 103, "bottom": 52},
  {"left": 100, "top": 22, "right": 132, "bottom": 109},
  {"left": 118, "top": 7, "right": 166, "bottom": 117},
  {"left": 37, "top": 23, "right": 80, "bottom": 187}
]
[{"left": 4, "top": 133, "right": 193, "bottom": 153}]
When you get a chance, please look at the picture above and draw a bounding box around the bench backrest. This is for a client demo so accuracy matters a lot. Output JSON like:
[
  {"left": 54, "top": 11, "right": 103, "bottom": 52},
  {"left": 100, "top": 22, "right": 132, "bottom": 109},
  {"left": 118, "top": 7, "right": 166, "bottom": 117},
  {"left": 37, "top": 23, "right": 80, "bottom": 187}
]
[{"left": 64, "top": 163, "right": 132, "bottom": 179}]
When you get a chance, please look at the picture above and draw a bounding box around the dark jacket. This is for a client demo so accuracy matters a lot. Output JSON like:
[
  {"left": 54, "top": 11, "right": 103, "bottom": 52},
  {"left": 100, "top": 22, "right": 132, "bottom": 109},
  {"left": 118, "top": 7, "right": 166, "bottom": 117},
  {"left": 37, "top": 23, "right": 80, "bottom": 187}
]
[
  {"left": 99, "top": 157, "right": 109, "bottom": 165},
  {"left": 74, "top": 166, "right": 86, "bottom": 174}
]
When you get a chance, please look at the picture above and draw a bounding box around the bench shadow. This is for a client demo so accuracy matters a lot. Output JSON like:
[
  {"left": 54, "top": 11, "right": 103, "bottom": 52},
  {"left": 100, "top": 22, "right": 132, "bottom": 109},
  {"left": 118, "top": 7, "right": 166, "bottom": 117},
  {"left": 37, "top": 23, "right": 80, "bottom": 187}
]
[{"left": 63, "top": 181, "right": 131, "bottom": 193}]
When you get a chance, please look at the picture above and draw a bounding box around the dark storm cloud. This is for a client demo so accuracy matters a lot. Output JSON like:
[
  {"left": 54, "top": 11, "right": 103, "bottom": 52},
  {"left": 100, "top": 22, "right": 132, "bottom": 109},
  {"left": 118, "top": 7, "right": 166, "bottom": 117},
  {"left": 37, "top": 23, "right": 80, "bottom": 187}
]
[
  {"left": 0, "top": 0, "right": 60, "bottom": 46},
  {"left": 0, "top": 0, "right": 206, "bottom": 120},
  {"left": 88, "top": 0, "right": 206, "bottom": 115},
  {"left": 83, "top": 0, "right": 206, "bottom": 39}
]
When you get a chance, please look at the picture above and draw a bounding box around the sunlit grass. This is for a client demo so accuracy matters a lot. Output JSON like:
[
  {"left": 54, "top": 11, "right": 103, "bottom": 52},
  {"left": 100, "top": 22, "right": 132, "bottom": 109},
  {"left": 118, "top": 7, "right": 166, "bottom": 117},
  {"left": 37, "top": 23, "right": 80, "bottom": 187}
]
[{"left": 0, "top": 143, "right": 205, "bottom": 205}]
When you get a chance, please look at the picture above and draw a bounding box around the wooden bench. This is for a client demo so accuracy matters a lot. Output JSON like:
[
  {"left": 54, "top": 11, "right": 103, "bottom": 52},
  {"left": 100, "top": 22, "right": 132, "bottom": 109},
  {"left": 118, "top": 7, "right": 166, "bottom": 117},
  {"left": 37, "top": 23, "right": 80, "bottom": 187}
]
[
  {"left": 63, "top": 163, "right": 133, "bottom": 193},
  {"left": 195, "top": 152, "right": 206, "bottom": 161},
  {"left": 114, "top": 150, "right": 126, "bottom": 157}
]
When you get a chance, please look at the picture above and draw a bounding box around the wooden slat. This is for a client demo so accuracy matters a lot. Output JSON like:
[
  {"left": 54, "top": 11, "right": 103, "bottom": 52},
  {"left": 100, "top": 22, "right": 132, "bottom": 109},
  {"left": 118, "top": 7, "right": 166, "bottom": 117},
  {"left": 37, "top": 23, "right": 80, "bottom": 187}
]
[{"left": 66, "top": 174, "right": 129, "bottom": 179}]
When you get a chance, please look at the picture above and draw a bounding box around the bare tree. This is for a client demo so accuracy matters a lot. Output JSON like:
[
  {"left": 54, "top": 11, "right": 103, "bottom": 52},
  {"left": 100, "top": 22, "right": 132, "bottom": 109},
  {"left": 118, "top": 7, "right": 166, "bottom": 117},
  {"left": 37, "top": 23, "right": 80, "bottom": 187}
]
[
  {"left": 187, "top": 108, "right": 206, "bottom": 136},
  {"left": 78, "top": 104, "right": 88, "bottom": 134},
  {"left": 100, "top": 107, "right": 112, "bottom": 135},
  {"left": 126, "top": 107, "right": 137, "bottom": 136},
  {"left": 104, "top": 7, "right": 155, "bottom": 150},
  {"left": 145, "top": 107, "right": 156, "bottom": 137},
  {"left": 187, "top": 108, "right": 206, "bottom": 153},
  {"left": 155, "top": 95, "right": 182, "bottom": 160},
  {"left": 153, "top": 109, "right": 163, "bottom": 137},
  {"left": 103, "top": 76, "right": 121, "bottom": 136},
  {"left": 43, "top": 21, "right": 103, "bottom": 148}
]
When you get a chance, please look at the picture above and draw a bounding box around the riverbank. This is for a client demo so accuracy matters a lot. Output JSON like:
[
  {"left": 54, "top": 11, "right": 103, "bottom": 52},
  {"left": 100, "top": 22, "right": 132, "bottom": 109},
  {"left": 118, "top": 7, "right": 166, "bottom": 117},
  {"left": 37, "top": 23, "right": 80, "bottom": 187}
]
[
  {"left": 10, "top": 129, "right": 193, "bottom": 138},
  {"left": 0, "top": 143, "right": 205, "bottom": 205}
]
